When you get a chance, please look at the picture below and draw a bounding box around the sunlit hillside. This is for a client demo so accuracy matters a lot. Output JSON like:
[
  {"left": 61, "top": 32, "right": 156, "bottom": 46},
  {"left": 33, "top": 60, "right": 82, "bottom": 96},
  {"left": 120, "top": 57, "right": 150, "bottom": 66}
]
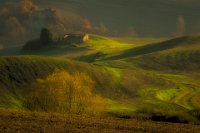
[
  {"left": 1, "top": 0, "right": 200, "bottom": 132},
  {"left": 0, "top": 34, "right": 200, "bottom": 124}
]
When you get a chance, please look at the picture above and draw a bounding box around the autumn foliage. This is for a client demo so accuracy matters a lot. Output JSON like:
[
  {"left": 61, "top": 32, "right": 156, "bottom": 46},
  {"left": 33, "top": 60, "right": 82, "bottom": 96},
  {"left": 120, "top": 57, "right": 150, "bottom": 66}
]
[
  {"left": 24, "top": 70, "right": 105, "bottom": 115},
  {"left": 20, "top": 0, "right": 37, "bottom": 14}
]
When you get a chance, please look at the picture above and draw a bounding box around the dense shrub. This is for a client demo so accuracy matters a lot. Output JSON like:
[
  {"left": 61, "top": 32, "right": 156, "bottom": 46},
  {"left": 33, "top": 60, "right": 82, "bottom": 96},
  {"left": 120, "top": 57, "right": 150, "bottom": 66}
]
[{"left": 24, "top": 69, "right": 105, "bottom": 115}]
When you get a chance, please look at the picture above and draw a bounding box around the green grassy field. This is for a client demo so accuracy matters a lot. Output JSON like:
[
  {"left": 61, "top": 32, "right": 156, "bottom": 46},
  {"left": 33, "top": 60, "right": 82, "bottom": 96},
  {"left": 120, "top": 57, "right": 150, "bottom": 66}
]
[{"left": 0, "top": 35, "right": 200, "bottom": 125}]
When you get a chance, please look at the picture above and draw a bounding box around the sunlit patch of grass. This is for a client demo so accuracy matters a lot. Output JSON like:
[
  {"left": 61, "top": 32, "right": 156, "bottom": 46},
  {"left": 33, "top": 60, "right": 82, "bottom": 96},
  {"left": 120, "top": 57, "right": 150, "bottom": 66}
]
[
  {"left": 156, "top": 87, "right": 195, "bottom": 110},
  {"left": 156, "top": 88, "right": 180, "bottom": 101},
  {"left": 111, "top": 37, "right": 169, "bottom": 45},
  {"left": 104, "top": 67, "right": 121, "bottom": 79},
  {"left": 85, "top": 35, "right": 135, "bottom": 53},
  {"left": 106, "top": 99, "right": 136, "bottom": 113},
  {"left": 0, "top": 93, "right": 24, "bottom": 111}
]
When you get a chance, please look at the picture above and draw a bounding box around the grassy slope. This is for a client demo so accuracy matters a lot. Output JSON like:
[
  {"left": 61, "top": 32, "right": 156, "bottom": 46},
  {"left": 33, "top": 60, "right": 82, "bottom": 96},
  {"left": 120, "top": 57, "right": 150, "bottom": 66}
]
[
  {"left": 85, "top": 35, "right": 200, "bottom": 122},
  {"left": 1, "top": 35, "right": 200, "bottom": 123},
  {"left": 125, "top": 36, "right": 200, "bottom": 71},
  {"left": 99, "top": 36, "right": 200, "bottom": 122},
  {"left": 0, "top": 56, "right": 127, "bottom": 110}
]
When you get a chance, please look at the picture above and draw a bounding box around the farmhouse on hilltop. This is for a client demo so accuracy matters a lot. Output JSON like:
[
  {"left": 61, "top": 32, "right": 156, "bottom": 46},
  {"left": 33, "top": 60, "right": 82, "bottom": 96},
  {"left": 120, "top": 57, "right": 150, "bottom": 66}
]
[
  {"left": 62, "top": 33, "right": 89, "bottom": 44},
  {"left": 22, "top": 28, "right": 90, "bottom": 52}
]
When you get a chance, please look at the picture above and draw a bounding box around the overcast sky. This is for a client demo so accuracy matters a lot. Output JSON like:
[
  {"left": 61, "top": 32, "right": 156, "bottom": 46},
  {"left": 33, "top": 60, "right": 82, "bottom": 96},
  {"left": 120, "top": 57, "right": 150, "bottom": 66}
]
[
  {"left": 31, "top": 0, "right": 200, "bottom": 37},
  {"left": 1, "top": 0, "right": 200, "bottom": 38}
]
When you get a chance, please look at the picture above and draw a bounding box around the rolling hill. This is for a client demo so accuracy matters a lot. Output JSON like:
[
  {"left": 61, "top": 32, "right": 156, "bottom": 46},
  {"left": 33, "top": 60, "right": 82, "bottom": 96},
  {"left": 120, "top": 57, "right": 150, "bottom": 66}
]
[
  {"left": 0, "top": 35, "right": 200, "bottom": 124},
  {"left": 100, "top": 36, "right": 200, "bottom": 71},
  {"left": 0, "top": 56, "right": 127, "bottom": 110}
]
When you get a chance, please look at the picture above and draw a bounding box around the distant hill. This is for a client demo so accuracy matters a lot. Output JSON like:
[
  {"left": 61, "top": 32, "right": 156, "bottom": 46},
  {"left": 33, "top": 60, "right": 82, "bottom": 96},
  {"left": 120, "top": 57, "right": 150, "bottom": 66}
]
[
  {"left": 130, "top": 36, "right": 200, "bottom": 71},
  {"left": 105, "top": 36, "right": 200, "bottom": 71}
]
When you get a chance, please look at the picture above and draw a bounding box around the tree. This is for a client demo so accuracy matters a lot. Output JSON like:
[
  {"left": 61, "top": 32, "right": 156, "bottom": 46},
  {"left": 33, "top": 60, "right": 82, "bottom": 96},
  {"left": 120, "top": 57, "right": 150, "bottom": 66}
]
[
  {"left": 40, "top": 28, "right": 53, "bottom": 45},
  {"left": 24, "top": 69, "right": 105, "bottom": 114},
  {"left": 173, "top": 16, "right": 185, "bottom": 37},
  {"left": 20, "top": 0, "right": 37, "bottom": 14}
]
